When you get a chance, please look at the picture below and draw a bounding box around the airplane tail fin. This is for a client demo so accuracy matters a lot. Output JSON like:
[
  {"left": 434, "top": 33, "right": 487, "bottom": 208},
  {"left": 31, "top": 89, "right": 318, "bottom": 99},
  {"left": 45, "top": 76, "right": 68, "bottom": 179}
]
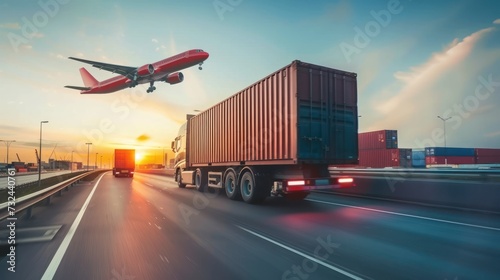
[{"left": 79, "top": 67, "right": 99, "bottom": 87}]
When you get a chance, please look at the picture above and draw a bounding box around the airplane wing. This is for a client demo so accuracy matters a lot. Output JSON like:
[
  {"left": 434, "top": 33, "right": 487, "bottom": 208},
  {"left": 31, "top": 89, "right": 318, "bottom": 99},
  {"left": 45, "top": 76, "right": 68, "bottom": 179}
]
[{"left": 68, "top": 57, "right": 137, "bottom": 77}]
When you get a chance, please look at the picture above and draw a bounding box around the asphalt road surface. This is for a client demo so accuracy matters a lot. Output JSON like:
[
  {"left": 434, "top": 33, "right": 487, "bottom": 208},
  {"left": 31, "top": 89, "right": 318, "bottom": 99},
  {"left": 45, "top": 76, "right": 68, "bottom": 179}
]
[{"left": 0, "top": 172, "right": 498, "bottom": 279}]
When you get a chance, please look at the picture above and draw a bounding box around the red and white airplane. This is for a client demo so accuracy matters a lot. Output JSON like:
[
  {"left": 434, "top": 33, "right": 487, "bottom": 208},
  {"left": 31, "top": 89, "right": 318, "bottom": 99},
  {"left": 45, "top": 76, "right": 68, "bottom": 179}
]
[{"left": 65, "top": 49, "right": 209, "bottom": 94}]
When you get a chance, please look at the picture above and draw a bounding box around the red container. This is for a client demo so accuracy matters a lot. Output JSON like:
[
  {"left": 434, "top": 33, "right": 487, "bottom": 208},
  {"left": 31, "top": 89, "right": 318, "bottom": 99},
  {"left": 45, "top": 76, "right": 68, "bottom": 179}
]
[
  {"left": 359, "top": 149, "right": 400, "bottom": 168},
  {"left": 358, "top": 130, "right": 398, "bottom": 150},
  {"left": 187, "top": 60, "right": 359, "bottom": 166},
  {"left": 476, "top": 156, "right": 500, "bottom": 164},
  {"left": 425, "top": 156, "right": 476, "bottom": 165},
  {"left": 475, "top": 148, "right": 500, "bottom": 157}
]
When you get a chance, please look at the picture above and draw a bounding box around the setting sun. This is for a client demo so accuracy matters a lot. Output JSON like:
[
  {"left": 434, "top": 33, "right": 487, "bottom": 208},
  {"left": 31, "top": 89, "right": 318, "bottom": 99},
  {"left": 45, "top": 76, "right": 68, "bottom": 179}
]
[{"left": 135, "top": 152, "right": 144, "bottom": 163}]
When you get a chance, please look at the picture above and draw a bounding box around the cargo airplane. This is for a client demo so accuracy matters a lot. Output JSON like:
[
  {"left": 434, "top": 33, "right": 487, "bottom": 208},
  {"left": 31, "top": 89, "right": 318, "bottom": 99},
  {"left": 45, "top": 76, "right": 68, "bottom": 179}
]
[{"left": 65, "top": 49, "right": 209, "bottom": 94}]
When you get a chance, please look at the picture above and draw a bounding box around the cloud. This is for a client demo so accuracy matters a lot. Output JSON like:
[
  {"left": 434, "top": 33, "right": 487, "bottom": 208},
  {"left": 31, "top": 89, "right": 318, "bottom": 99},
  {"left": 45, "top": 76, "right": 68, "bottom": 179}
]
[
  {"left": 0, "top": 22, "right": 20, "bottom": 29},
  {"left": 152, "top": 38, "right": 158, "bottom": 43},
  {"left": 494, "top": 19, "right": 500, "bottom": 24},
  {"left": 136, "top": 134, "right": 151, "bottom": 142},
  {"left": 377, "top": 27, "right": 494, "bottom": 115}
]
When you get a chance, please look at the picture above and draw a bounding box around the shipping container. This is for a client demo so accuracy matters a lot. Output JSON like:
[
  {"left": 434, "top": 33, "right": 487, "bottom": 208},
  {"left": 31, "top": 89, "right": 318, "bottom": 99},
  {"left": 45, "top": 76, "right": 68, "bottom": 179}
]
[
  {"left": 358, "top": 130, "right": 398, "bottom": 150},
  {"left": 425, "top": 147, "right": 475, "bottom": 157},
  {"left": 359, "top": 149, "right": 400, "bottom": 168},
  {"left": 113, "top": 149, "right": 135, "bottom": 177},
  {"left": 476, "top": 156, "right": 500, "bottom": 164},
  {"left": 475, "top": 148, "right": 500, "bottom": 157},
  {"left": 412, "top": 150, "right": 426, "bottom": 167},
  {"left": 425, "top": 156, "right": 476, "bottom": 165},
  {"left": 399, "top": 148, "right": 412, "bottom": 168},
  {"left": 412, "top": 150, "right": 426, "bottom": 160},
  {"left": 188, "top": 62, "right": 358, "bottom": 166},
  {"left": 172, "top": 60, "right": 358, "bottom": 203}
]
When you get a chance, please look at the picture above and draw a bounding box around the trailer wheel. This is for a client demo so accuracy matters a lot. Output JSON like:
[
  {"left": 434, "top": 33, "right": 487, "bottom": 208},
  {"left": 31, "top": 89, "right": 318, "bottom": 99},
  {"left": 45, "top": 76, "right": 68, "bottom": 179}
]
[
  {"left": 176, "top": 169, "right": 186, "bottom": 188},
  {"left": 195, "top": 168, "right": 207, "bottom": 192},
  {"left": 224, "top": 169, "right": 241, "bottom": 200},
  {"left": 240, "top": 168, "right": 268, "bottom": 204}
]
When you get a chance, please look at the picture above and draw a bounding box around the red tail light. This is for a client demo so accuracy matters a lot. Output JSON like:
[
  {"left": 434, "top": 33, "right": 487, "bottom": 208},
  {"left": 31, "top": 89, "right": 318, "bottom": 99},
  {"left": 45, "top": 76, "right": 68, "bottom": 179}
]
[
  {"left": 338, "top": 177, "right": 353, "bottom": 184},
  {"left": 287, "top": 180, "right": 306, "bottom": 186}
]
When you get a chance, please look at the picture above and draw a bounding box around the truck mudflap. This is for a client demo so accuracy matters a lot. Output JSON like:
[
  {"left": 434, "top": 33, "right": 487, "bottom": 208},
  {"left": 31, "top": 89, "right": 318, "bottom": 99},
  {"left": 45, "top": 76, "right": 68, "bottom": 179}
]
[{"left": 272, "top": 177, "right": 354, "bottom": 195}]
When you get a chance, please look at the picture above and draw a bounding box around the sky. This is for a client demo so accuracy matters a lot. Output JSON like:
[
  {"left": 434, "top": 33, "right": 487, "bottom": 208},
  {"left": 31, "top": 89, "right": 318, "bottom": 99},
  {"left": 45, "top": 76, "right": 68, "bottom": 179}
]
[{"left": 0, "top": 0, "right": 499, "bottom": 165}]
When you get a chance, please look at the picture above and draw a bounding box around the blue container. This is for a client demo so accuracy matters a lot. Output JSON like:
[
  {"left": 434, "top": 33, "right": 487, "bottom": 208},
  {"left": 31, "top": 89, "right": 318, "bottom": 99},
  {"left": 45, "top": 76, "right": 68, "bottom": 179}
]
[
  {"left": 412, "top": 158, "right": 426, "bottom": 167},
  {"left": 425, "top": 147, "right": 475, "bottom": 157},
  {"left": 412, "top": 150, "right": 426, "bottom": 160}
]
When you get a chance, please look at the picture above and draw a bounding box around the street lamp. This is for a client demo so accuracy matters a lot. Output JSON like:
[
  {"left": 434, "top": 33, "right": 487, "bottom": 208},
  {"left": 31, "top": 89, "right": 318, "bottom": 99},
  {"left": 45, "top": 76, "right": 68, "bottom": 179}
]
[
  {"left": 39, "top": 121, "right": 49, "bottom": 188},
  {"left": 71, "top": 150, "right": 74, "bottom": 172},
  {"left": 95, "top": 153, "right": 98, "bottom": 170},
  {"left": 100, "top": 155, "right": 103, "bottom": 169},
  {"left": 0, "top": 140, "right": 16, "bottom": 165},
  {"left": 437, "top": 116, "right": 451, "bottom": 165},
  {"left": 86, "top": 143, "right": 92, "bottom": 171}
]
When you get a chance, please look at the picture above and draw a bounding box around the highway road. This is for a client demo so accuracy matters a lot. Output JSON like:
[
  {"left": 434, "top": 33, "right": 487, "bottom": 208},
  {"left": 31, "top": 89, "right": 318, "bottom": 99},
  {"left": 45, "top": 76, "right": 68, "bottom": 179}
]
[
  {"left": 1, "top": 172, "right": 499, "bottom": 279},
  {"left": 0, "top": 170, "right": 74, "bottom": 190}
]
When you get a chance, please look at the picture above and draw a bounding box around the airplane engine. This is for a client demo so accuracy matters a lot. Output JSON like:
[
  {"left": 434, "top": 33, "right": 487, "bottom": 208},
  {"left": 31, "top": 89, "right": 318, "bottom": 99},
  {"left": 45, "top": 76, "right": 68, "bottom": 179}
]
[
  {"left": 137, "top": 64, "right": 155, "bottom": 76},
  {"left": 166, "top": 72, "right": 184, "bottom": 84}
]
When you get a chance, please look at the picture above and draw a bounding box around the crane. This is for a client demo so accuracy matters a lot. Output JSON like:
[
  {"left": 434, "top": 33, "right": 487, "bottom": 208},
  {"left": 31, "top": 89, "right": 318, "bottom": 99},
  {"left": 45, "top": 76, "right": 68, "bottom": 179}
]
[{"left": 16, "top": 153, "right": 21, "bottom": 162}]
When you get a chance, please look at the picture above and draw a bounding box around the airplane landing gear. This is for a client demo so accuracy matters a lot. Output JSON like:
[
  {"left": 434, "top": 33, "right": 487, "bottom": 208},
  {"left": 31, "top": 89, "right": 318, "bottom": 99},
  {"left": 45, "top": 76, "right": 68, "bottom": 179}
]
[
  {"left": 198, "top": 62, "right": 203, "bottom": 70},
  {"left": 146, "top": 81, "right": 156, "bottom": 93}
]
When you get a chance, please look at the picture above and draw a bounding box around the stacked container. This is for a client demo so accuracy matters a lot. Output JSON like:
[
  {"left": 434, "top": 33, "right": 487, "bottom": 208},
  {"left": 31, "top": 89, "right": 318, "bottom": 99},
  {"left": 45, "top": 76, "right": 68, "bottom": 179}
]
[
  {"left": 358, "top": 130, "right": 398, "bottom": 150},
  {"left": 358, "top": 130, "right": 411, "bottom": 168},
  {"left": 424, "top": 147, "right": 475, "bottom": 165},
  {"left": 475, "top": 148, "right": 500, "bottom": 164}
]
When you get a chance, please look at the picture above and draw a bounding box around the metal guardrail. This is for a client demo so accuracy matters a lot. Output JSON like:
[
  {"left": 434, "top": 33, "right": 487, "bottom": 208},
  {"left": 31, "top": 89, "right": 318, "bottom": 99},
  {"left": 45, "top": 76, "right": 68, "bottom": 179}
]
[
  {"left": 0, "top": 170, "right": 104, "bottom": 221},
  {"left": 328, "top": 167, "right": 500, "bottom": 181}
]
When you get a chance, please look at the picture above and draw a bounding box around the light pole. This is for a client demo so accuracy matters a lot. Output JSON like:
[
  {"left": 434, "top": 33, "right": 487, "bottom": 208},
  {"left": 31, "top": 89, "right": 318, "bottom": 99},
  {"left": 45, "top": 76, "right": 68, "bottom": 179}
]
[
  {"left": 95, "top": 153, "right": 98, "bottom": 170},
  {"left": 437, "top": 116, "right": 451, "bottom": 165},
  {"left": 86, "top": 143, "right": 92, "bottom": 171},
  {"left": 100, "top": 155, "right": 103, "bottom": 169},
  {"left": 0, "top": 140, "right": 16, "bottom": 165},
  {"left": 71, "top": 150, "right": 74, "bottom": 172},
  {"left": 39, "top": 121, "right": 49, "bottom": 187}
]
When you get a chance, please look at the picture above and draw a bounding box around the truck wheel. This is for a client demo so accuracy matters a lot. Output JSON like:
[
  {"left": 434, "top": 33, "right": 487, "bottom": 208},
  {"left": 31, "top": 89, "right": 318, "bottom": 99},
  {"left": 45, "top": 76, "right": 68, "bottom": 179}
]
[
  {"left": 176, "top": 170, "right": 186, "bottom": 188},
  {"left": 195, "top": 168, "right": 207, "bottom": 192},
  {"left": 240, "top": 168, "right": 268, "bottom": 204},
  {"left": 224, "top": 169, "right": 241, "bottom": 200}
]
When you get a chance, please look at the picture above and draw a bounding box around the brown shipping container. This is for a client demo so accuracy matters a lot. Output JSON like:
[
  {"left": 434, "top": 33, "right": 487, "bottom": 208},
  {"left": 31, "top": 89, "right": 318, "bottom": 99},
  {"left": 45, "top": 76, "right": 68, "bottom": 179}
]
[
  {"left": 358, "top": 130, "right": 398, "bottom": 150},
  {"left": 475, "top": 148, "right": 500, "bottom": 157},
  {"left": 359, "top": 149, "right": 400, "bottom": 168},
  {"left": 187, "top": 60, "right": 358, "bottom": 167},
  {"left": 425, "top": 156, "right": 476, "bottom": 165},
  {"left": 476, "top": 156, "right": 500, "bottom": 164}
]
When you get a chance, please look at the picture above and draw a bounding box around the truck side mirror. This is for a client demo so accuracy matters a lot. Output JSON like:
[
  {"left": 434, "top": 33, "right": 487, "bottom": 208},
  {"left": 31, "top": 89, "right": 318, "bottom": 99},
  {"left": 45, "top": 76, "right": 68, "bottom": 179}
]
[{"left": 171, "top": 141, "right": 176, "bottom": 153}]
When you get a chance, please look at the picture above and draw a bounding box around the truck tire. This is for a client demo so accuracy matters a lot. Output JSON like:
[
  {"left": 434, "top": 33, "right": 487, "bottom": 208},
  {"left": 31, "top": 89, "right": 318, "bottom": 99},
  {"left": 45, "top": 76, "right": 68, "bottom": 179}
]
[
  {"left": 224, "top": 169, "right": 241, "bottom": 200},
  {"left": 195, "top": 168, "right": 207, "bottom": 192},
  {"left": 240, "top": 168, "right": 268, "bottom": 204},
  {"left": 176, "top": 169, "right": 186, "bottom": 188}
]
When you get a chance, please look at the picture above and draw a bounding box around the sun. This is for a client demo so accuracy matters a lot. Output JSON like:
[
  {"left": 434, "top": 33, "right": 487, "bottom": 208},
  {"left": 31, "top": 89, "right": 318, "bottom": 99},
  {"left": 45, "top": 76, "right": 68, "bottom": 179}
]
[{"left": 135, "top": 152, "right": 144, "bottom": 163}]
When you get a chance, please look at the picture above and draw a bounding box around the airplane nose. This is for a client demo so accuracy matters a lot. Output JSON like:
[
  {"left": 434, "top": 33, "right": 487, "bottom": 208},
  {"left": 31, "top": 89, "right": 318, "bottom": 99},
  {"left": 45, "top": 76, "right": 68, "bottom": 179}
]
[{"left": 203, "top": 52, "right": 209, "bottom": 60}]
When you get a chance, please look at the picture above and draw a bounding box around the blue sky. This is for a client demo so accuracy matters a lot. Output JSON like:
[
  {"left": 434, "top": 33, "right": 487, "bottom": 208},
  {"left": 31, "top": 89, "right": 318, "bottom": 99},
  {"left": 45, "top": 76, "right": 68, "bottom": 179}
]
[{"left": 0, "top": 0, "right": 499, "bottom": 164}]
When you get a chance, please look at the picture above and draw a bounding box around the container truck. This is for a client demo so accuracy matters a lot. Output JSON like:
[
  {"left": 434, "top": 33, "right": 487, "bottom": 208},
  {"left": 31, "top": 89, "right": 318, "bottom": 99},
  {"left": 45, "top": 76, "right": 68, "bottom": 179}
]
[
  {"left": 171, "top": 60, "right": 358, "bottom": 203},
  {"left": 113, "top": 149, "right": 135, "bottom": 177}
]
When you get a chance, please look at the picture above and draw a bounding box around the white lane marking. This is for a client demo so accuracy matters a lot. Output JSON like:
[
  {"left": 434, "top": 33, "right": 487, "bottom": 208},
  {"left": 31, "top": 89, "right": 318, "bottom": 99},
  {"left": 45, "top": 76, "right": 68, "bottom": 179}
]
[
  {"left": 307, "top": 198, "right": 500, "bottom": 232},
  {"left": 237, "top": 226, "right": 364, "bottom": 280},
  {"left": 155, "top": 223, "right": 162, "bottom": 230},
  {"left": 41, "top": 173, "right": 106, "bottom": 280}
]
